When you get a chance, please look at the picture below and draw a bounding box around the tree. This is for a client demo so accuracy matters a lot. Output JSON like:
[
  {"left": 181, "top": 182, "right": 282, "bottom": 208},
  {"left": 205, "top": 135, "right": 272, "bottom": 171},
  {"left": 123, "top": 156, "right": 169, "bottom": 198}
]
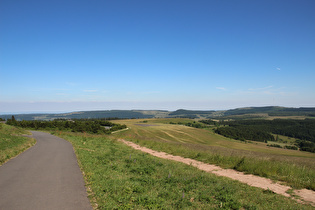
[{"left": 8, "top": 115, "right": 17, "bottom": 125}]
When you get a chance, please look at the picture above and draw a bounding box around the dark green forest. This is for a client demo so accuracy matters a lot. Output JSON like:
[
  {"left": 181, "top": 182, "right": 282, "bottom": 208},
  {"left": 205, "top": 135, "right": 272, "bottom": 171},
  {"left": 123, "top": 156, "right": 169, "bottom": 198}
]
[
  {"left": 223, "top": 106, "right": 315, "bottom": 117},
  {"left": 215, "top": 126, "right": 274, "bottom": 142},
  {"left": 214, "top": 119, "right": 315, "bottom": 153},
  {"left": 6, "top": 117, "right": 126, "bottom": 134},
  {"left": 199, "top": 119, "right": 218, "bottom": 126}
]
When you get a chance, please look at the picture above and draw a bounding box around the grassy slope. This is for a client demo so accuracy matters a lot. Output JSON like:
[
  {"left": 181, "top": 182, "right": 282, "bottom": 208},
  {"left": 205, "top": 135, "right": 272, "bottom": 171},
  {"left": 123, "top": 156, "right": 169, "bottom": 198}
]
[
  {"left": 111, "top": 119, "right": 315, "bottom": 190},
  {"left": 0, "top": 124, "right": 36, "bottom": 165},
  {"left": 58, "top": 131, "right": 312, "bottom": 209}
]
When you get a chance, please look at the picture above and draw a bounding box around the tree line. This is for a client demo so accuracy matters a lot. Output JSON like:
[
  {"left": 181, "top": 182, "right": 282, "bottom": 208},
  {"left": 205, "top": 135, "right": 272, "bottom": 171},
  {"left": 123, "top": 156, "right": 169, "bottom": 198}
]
[
  {"left": 169, "top": 121, "right": 207, "bottom": 128},
  {"left": 6, "top": 116, "right": 126, "bottom": 134},
  {"left": 213, "top": 119, "right": 315, "bottom": 153},
  {"left": 215, "top": 126, "right": 274, "bottom": 143}
]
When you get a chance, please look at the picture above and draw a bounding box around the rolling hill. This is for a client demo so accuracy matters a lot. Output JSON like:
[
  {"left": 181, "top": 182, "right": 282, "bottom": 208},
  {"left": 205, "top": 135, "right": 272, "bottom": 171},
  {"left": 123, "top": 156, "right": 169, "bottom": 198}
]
[{"left": 1, "top": 106, "right": 315, "bottom": 121}]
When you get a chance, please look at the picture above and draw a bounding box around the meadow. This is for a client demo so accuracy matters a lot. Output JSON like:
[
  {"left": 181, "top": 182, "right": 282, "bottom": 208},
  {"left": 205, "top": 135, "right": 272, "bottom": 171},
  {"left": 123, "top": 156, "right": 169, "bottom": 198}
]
[
  {"left": 111, "top": 119, "right": 315, "bottom": 191},
  {"left": 0, "top": 124, "right": 35, "bottom": 165},
  {"left": 56, "top": 131, "right": 313, "bottom": 209},
  {"left": 1, "top": 121, "right": 314, "bottom": 208}
]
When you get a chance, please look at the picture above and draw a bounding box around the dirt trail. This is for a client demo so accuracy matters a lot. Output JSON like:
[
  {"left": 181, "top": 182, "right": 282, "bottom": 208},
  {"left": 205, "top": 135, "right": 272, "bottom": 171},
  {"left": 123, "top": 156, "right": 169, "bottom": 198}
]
[{"left": 119, "top": 139, "right": 315, "bottom": 207}]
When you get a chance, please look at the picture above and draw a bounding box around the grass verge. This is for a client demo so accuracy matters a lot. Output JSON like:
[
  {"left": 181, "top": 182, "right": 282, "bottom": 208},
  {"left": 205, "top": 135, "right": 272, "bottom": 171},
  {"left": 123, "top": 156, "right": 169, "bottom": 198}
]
[
  {"left": 0, "top": 124, "right": 36, "bottom": 165},
  {"left": 58, "top": 131, "right": 313, "bottom": 209}
]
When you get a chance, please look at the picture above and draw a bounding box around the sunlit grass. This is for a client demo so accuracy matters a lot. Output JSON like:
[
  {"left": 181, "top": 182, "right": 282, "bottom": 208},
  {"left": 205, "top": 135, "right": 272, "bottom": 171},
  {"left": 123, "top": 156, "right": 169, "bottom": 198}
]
[
  {"left": 58, "top": 131, "right": 312, "bottom": 209},
  {"left": 0, "top": 124, "right": 35, "bottom": 165},
  {"left": 111, "top": 119, "right": 315, "bottom": 190}
]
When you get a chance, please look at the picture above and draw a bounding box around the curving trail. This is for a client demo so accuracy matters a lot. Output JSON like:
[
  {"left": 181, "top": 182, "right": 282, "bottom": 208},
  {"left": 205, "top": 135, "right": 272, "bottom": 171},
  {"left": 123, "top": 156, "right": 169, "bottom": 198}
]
[
  {"left": 119, "top": 139, "right": 315, "bottom": 207},
  {"left": 0, "top": 131, "right": 91, "bottom": 210}
]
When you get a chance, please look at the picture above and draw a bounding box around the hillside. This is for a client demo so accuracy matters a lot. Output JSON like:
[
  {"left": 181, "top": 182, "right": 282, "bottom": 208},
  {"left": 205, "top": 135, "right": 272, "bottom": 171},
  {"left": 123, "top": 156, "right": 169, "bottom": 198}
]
[
  {"left": 223, "top": 106, "right": 315, "bottom": 117},
  {"left": 0, "top": 110, "right": 162, "bottom": 121},
  {"left": 1, "top": 106, "right": 315, "bottom": 121}
]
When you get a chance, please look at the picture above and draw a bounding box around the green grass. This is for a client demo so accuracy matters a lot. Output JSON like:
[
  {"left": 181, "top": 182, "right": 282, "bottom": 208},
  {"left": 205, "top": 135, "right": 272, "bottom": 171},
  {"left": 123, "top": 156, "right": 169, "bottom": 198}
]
[
  {"left": 0, "top": 124, "right": 36, "bottom": 165},
  {"left": 272, "top": 134, "right": 298, "bottom": 145},
  {"left": 58, "top": 131, "right": 313, "bottom": 209},
  {"left": 111, "top": 119, "right": 315, "bottom": 191}
]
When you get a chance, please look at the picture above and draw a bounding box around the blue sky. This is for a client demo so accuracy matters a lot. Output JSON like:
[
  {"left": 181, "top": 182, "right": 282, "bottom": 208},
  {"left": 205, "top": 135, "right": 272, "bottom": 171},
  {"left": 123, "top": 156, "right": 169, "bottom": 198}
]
[{"left": 1, "top": 0, "right": 315, "bottom": 113}]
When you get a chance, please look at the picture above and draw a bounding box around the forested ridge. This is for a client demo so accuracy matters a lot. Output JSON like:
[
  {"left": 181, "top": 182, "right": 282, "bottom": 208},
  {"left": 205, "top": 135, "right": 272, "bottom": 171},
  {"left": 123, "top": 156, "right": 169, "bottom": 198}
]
[
  {"left": 0, "top": 110, "right": 155, "bottom": 121},
  {"left": 1, "top": 106, "right": 315, "bottom": 121},
  {"left": 223, "top": 106, "right": 315, "bottom": 117},
  {"left": 169, "top": 109, "right": 216, "bottom": 118}
]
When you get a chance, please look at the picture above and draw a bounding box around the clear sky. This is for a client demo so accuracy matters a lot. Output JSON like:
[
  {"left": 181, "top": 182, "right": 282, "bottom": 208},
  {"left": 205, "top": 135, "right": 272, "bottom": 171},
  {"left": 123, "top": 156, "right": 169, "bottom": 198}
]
[{"left": 1, "top": 0, "right": 315, "bottom": 113}]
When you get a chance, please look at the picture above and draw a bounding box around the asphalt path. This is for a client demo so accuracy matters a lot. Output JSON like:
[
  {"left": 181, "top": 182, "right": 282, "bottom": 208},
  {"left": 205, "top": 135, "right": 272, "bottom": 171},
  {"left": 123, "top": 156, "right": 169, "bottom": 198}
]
[{"left": 0, "top": 131, "right": 92, "bottom": 210}]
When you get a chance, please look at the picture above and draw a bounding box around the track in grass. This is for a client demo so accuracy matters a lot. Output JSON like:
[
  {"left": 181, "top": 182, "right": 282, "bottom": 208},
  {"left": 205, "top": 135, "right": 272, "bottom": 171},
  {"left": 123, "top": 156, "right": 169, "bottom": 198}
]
[
  {"left": 119, "top": 138, "right": 315, "bottom": 207},
  {"left": 59, "top": 131, "right": 314, "bottom": 209},
  {"left": 111, "top": 119, "right": 315, "bottom": 191}
]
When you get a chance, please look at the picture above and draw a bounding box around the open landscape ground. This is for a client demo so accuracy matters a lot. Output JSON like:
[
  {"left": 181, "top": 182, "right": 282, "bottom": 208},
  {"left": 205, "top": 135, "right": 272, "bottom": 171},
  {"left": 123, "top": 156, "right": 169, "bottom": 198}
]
[
  {"left": 1, "top": 120, "right": 315, "bottom": 209},
  {"left": 119, "top": 138, "right": 315, "bottom": 206},
  {"left": 111, "top": 119, "right": 315, "bottom": 190},
  {"left": 57, "top": 131, "right": 314, "bottom": 209}
]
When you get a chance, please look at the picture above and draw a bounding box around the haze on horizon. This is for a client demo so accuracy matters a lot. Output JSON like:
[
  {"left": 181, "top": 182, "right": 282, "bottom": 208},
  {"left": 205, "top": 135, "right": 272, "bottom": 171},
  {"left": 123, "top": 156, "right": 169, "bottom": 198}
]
[{"left": 1, "top": 0, "right": 315, "bottom": 114}]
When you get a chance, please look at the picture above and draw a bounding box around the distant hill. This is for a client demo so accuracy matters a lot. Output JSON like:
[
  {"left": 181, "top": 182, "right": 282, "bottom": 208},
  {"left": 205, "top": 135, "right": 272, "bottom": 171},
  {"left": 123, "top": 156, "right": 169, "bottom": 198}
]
[
  {"left": 1, "top": 106, "right": 314, "bottom": 121},
  {"left": 0, "top": 110, "right": 160, "bottom": 121},
  {"left": 223, "top": 106, "right": 315, "bottom": 117},
  {"left": 168, "top": 109, "right": 216, "bottom": 119}
]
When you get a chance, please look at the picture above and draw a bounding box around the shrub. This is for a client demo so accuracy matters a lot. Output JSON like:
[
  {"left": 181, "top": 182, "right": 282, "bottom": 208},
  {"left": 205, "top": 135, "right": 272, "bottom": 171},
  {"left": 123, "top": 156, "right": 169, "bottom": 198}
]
[{"left": 267, "top": 144, "right": 282, "bottom": 148}]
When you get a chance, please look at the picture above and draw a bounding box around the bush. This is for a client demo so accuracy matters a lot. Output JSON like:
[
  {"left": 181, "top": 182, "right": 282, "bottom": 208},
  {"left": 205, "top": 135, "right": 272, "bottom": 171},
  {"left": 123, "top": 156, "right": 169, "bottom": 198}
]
[
  {"left": 296, "top": 140, "right": 315, "bottom": 153},
  {"left": 284, "top": 145, "right": 298, "bottom": 150},
  {"left": 267, "top": 144, "right": 282, "bottom": 148}
]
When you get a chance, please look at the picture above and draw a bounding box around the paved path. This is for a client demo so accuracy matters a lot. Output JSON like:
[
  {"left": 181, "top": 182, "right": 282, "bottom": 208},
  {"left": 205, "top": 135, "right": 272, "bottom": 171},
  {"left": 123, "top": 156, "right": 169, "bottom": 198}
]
[{"left": 0, "top": 131, "right": 92, "bottom": 210}]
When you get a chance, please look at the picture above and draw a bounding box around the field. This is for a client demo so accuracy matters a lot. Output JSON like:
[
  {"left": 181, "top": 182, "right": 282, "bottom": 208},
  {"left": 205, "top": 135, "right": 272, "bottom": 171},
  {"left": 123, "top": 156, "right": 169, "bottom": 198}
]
[
  {"left": 111, "top": 119, "right": 315, "bottom": 191},
  {"left": 57, "top": 131, "right": 313, "bottom": 209},
  {"left": 268, "top": 134, "right": 298, "bottom": 147},
  {"left": 0, "top": 124, "right": 36, "bottom": 165},
  {"left": 2, "top": 119, "right": 315, "bottom": 208}
]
